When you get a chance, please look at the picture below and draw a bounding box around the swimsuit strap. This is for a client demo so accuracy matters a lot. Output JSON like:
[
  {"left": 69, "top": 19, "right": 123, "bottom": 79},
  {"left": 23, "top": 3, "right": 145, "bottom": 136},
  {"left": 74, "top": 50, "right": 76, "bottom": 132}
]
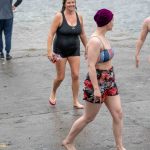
[{"left": 90, "top": 35, "right": 105, "bottom": 50}]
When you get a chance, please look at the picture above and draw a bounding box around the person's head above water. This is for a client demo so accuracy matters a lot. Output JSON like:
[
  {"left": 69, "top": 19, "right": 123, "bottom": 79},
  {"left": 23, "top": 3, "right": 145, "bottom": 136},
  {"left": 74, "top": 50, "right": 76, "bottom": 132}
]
[{"left": 94, "top": 8, "right": 113, "bottom": 27}]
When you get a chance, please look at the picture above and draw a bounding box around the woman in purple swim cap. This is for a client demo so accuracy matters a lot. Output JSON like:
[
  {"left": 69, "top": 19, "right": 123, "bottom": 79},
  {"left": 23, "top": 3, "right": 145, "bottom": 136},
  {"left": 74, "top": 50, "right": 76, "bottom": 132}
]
[{"left": 62, "top": 8, "right": 126, "bottom": 150}]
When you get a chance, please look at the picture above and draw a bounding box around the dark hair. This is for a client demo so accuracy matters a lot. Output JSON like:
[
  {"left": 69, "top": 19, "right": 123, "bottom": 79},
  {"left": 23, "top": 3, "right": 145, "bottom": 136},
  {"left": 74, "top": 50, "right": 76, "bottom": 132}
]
[{"left": 61, "top": 0, "right": 77, "bottom": 12}]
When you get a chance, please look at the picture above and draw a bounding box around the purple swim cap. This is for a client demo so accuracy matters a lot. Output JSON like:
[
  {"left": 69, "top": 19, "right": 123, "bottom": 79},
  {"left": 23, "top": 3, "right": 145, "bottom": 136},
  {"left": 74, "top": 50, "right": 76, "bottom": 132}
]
[{"left": 94, "top": 8, "right": 113, "bottom": 27}]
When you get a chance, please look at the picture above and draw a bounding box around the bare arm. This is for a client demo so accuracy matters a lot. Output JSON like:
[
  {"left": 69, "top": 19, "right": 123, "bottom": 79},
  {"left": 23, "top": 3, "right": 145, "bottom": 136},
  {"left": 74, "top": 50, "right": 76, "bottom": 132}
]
[
  {"left": 87, "top": 38, "right": 101, "bottom": 99},
  {"left": 135, "top": 20, "right": 148, "bottom": 67},
  {"left": 47, "top": 12, "right": 62, "bottom": 61},
  {"left": 136, "top": 21, "right": 148, "bottom": 56},
  {"left": 78, "top": 14, "right": 88, "bottom": 58},
  {"left": 79, "top": 15, "right": 87, "bottom": 48}
]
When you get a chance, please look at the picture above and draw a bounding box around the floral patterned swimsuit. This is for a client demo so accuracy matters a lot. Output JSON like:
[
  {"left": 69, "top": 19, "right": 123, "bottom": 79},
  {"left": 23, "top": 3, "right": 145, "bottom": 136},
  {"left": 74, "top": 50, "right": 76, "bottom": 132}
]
[
  {"left": 83, "top": 67, "right": 118, "bottom": 104},
  {"left": 83, "top": 40, "right": 119, "bottom": 103}
]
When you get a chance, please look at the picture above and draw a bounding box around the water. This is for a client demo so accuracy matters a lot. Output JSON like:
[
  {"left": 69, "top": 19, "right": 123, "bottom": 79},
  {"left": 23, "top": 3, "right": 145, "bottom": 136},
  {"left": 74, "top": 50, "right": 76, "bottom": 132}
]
[{"left": 12, "top": 0, "right": 150, "bottom": 52}]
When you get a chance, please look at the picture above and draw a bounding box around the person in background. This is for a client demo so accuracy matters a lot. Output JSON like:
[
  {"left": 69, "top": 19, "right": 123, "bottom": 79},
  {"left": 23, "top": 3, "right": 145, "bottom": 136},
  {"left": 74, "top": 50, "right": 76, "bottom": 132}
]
[
  {"left": 0, "top": 0, "right": 22, "bottom": 60},
  {"left": 47, "top": 0, "right": 87, "bottom": 109},
  {"left": 135, "top": 16, "right": 150, "bottom": 68},
  {"left": 62, "top": 8, "right": 126, "bottom": 150}
]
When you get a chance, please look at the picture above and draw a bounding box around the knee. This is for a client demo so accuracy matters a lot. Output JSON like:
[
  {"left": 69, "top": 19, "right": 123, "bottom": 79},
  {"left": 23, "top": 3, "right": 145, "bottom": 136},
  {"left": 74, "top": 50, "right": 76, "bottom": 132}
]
[
  {"left": 113, "top": 109, "right": 123, "bottom": 123},
  {"left": 55, "top": 75, "right": 65, "bottom": 82},
  {"left": 72, "top": 73, "right": 79, "bottom": 81}
]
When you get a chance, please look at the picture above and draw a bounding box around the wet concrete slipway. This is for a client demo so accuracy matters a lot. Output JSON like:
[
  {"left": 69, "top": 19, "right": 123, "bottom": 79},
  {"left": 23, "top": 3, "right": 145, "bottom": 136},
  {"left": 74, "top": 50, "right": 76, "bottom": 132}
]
[{"left": 0, "top": 0, "right": 150, "bottom": 150}]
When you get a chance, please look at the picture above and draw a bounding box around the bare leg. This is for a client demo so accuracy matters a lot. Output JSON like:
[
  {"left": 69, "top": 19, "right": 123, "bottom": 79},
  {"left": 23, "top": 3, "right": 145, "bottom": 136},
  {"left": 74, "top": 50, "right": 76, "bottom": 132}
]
[
  {"left": 62, "top": 102, "right": 102, "bottom": 150},
  {"left": 49, "top": 58, "right": 67, "bottom": 103},
  {"left": 68, "top": 56, "right": 83, "bottom": 109},
  {"left": 105, "top": 95, "right": 126, "bottom": 150}
]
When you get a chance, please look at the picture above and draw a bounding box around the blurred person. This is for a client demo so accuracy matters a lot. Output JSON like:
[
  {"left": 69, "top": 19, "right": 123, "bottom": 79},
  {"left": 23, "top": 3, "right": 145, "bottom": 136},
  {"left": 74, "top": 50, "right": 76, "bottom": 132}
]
[
  {"left": 0, "top": 0, "right": 22, "bottom": 60},
  {"left": 135, "top": 17, "right": 150, "bottom": 67}
]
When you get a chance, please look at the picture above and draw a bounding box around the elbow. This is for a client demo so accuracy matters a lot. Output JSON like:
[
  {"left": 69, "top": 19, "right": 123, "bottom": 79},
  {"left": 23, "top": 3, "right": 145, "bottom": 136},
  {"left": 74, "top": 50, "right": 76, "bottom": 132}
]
[
  {"left": 136, "top": 39, "right": 143, "bottom": 46},
  {"left": 47, "top": 37, "right": 50, "bottom": 44},
  {"left": 81, "top": 33, "right": 86, "bottom": 40},
  {"left": 47, "top": 34, "right": 53, "bottom": 42},
  {"left": 88, "top": 63, "right": 95, "bottom": 71}
]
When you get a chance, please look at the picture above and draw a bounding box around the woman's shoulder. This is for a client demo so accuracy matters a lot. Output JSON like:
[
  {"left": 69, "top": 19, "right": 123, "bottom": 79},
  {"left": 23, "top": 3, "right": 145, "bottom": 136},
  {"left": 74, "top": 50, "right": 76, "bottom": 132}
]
[
  {"left": 90, "top": 34, "right": 102, "bottom": 44},
  {"left": 143, "top": 17, "right": 150, "bottom": 25},
  {"left": 142, "top": 17, "right": 150, "bottom": 30},
  {"left": 88, "top": 34, "right": 105, "bottom": 51},
  {"left": 54, "top": 11, "right": 62, "bottom": 20},
  {"left": 88, "top": 35, "right": 102, "bottom": 48},
  {"left": 52, "top": 11, "right": 63, "bottom": 26},
  {"left": 76, "top": 12, "right": 82, "bottom": 16},
  {"left": 76, "top": 12, "right": 83, "bottom": 19},
  {"left": 145, "top": 16, "right": 150, "bottom": 21},
  {"left": 55, "top": 11, "right": 62, "bottom": 17}
]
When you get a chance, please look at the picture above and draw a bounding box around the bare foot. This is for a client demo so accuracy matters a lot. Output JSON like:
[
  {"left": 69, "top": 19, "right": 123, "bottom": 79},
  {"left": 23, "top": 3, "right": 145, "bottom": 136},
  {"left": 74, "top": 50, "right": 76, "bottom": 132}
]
[
  {"left": 49, "top": 92, "right": 56, "bottom": 105},
  {"left": 62, "top": 140, "right": 76, "bottom": 150},
  {"left": 50, "top": 92, "right": 56, "bottom": 100},
  {"left": 49, "top": 97, "right": 56, "bottom": 105},
  {"left": 116, "top": 146, "right": 126, "bottom": 150},
  {"left": 73, "top": 102, "right": 84, "bottom": 109}
]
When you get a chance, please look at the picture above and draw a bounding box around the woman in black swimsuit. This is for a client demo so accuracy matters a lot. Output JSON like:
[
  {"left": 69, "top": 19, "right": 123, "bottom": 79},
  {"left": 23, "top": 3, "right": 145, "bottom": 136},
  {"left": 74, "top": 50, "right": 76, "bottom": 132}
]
[{"left": 47, "top": 0, "right": 87, "bottom": 109}]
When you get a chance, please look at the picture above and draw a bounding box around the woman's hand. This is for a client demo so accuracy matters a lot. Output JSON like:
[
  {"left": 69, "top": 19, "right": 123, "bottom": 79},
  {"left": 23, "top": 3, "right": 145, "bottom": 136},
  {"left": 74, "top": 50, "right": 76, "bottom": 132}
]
[
  {"left": 48, "top": 52, "right": 61, "bottom": 63},
  {"left": 94, "top": 89, "right": 102, "bottom": 103},
  {"left": 48, "top": 52, "right": 57, "bottom": 63},
  {"left": 135, "top": 54, "right": 140, "bottom": 68}
]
